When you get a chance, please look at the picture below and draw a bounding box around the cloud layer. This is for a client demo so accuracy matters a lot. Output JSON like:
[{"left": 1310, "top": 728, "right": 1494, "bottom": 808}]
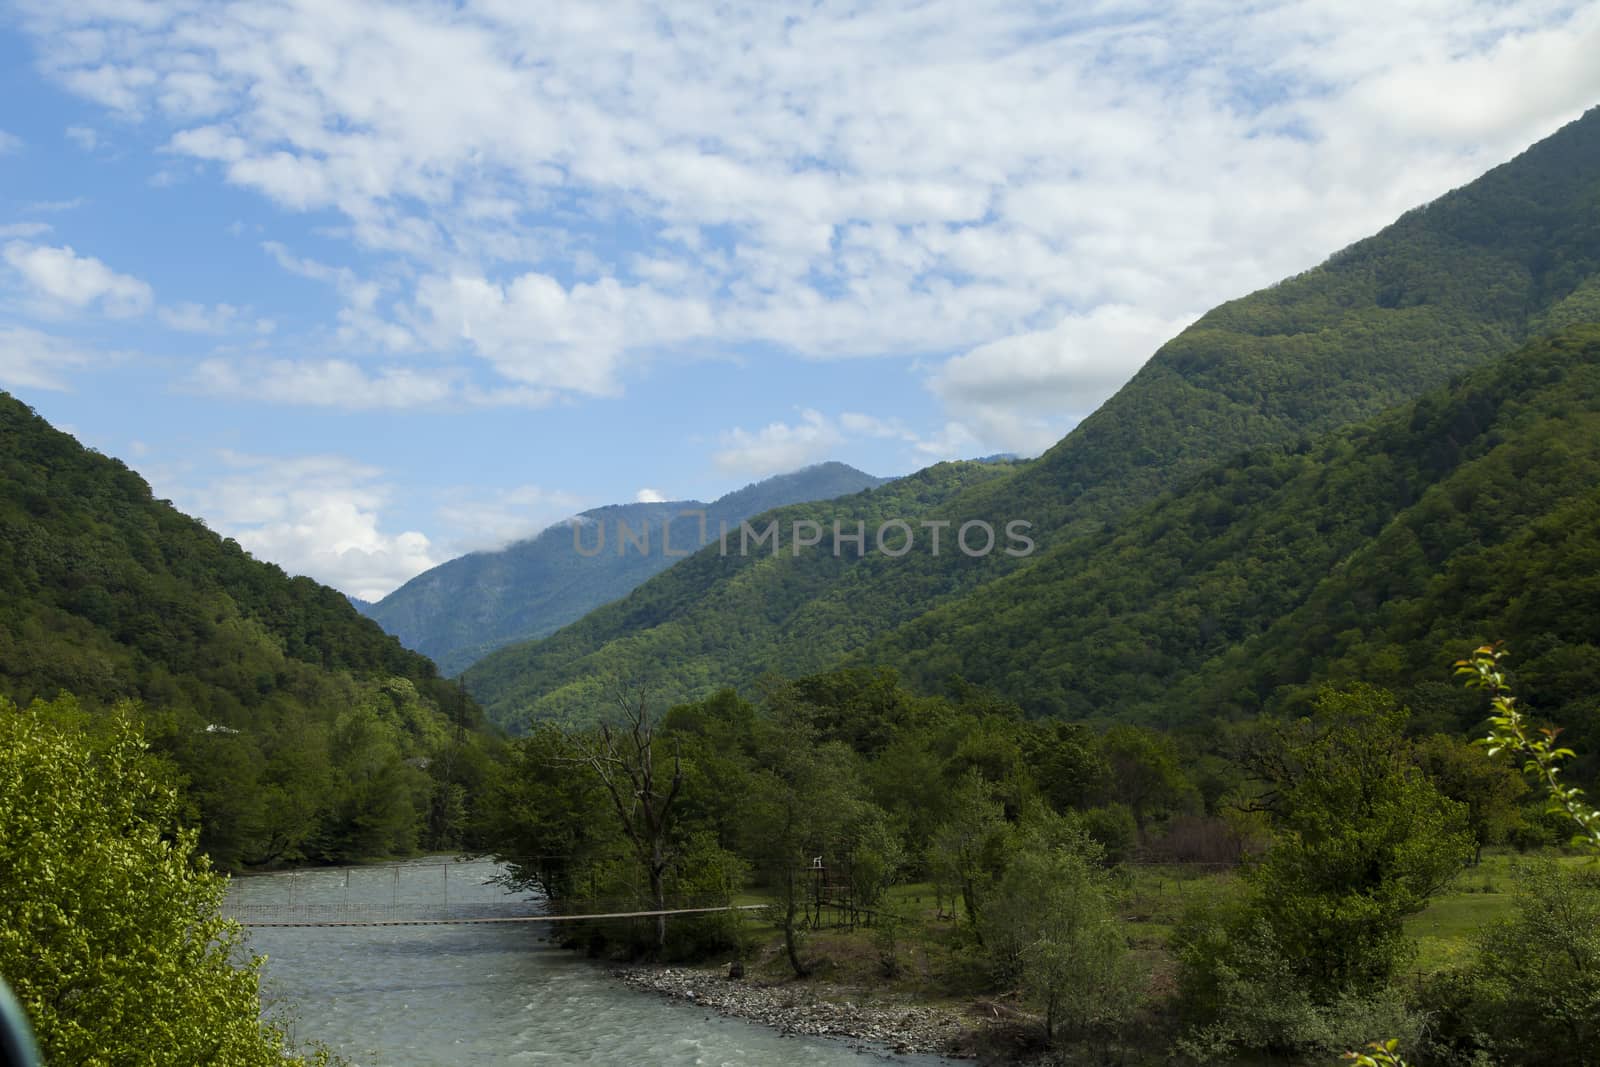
[
  {"left": 168, "top": 452, "right": 441, "bottom": 602},
  {"left": 9, "top": 0, "right": 1600, "bottom": 598},
  {"left": 17, "top": 0, "right": 1599, "bottom": 454}
]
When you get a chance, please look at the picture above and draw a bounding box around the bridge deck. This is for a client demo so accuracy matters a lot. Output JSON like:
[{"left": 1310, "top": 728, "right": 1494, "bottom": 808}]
[{"left": 235, "top": 903, "right": 767, "bottom": 928}]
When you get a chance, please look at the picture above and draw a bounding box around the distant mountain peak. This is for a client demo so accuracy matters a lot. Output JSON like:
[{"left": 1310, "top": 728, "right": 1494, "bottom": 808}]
[{"left": 361, "top": 461, "right": 888, "bottom": 674}]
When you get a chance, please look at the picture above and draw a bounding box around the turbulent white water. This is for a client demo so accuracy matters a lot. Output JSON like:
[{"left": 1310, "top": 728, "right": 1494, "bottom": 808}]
[{"left": 230, "top": 857, "right": 937, "bottom": 1066}]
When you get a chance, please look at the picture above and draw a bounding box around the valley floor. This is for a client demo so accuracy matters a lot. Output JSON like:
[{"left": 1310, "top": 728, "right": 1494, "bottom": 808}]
[{"left": 606, "top": 850, "right": 1584, "bottom": 1066}]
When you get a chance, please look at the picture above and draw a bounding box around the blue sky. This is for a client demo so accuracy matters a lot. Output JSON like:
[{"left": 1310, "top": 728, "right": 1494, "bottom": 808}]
[{"left": 1, "top": 1, "right": 1597, "bottom": 600}]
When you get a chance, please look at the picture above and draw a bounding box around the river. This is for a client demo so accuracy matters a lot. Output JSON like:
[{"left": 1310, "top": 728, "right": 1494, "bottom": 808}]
[{"left": 228, "top": 856, "right": 945, "bottom": 1066}]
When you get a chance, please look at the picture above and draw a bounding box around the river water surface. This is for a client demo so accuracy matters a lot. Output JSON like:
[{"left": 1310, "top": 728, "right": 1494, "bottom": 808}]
[{"left": 229, "top": 857, "right": 940, "bottom": 1066}]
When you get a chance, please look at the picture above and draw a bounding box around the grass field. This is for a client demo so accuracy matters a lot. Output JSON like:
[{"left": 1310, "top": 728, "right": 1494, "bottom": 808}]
[
  {"left": 721, "top": 848, "right": 1589, "bottom": 998},
  {"left": 665, "top": 847, "right": 1593, "bottom": 1065},
  {"left": 1404, "top": 851, "right": 1596, "bottom": 971}
]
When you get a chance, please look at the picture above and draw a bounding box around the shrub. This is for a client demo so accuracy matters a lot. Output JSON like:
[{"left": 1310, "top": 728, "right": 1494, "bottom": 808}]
[
  {"left": 1174, "top": 913, "right": 1424, "bottom": 1062},
  {"left": 1422, "top": 860, "right": 1600, "bottom": 1066},
  {"left": 0, "top": 697, "right": 323, "bottom": 1065},
  {"left": 980, "top": 841, "right": 1141, "bottom": 1045},
  {"left": 1078, "top": 804, "right": 1139, "bottom": 863}
]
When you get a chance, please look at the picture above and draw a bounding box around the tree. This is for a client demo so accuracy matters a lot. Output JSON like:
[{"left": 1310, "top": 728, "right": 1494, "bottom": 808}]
[
  {"left": 929, "top": 769, "right": 1009, "bottom": 931},
  {"left": 1426, "top": 859, "right": 1600, "bottom": 1065},
  {"left": 1412, "top": 732, "right": 1527, "bottom": 863},
  {"left": 484, "top": 724, "right": 623, "bottom": 905},
  {"left": 980, "top": 835, "right": 1138, "bottom": 1045},
  {"left": 1464, "top": 644, "right": 1600, "bottom": 851},
  {"left": 1245, "top": 686, "right": 1472, "bottom": 991},
  {"left": 0, "top": 696, "right": 320, "bottom": 1065},
  {"left": 740, "top": 715, "right": 871, "bottom": 977},
  {"left": 572, "top": 687, "right": 684, "bottom": 953},
  {"left": 316, "top": 705, "right": 428, "bottom": 860},
  {"left": 1099, "top": 724, "right": 1193, "bottom": 838},
  {"left": 1019, "top": 719, "right": 1106, "bottom": 814},
  {"left": 1350, "top": 645, "right": 1600, "bottom": 1067}
]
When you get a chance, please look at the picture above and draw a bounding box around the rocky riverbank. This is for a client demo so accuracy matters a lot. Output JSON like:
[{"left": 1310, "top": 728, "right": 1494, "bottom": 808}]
[{"left": 612, "top": 964, "right": 978, "bottom": 1059}]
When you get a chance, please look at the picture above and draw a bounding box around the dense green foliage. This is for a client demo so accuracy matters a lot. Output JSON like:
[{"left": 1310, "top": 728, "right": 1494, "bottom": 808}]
[
  {"left": 1466, "top": 644, "right": 1600, "bottom": 851},
  {"left": 486, "top": 667, "right": 1156, "bottom": 937},
  {"left": 487, "top": 667, "right": 1169, "bottom": 1053},
  {"left": 467, "top": 106, "right": 1600, "bottom": 732},
  {"left": 364, "top": 462, "right": 886, "bottom": 676},
  {"left": 1424, "top": 860, "right": 1600, "bottom": 1066},
  {"left": 487, "top": 666, "right": 1562, "bottom": 1059},
  {"left": 1229, "top": 690, "right": 1470, "bottom": 986},
  {"left": 0, "top": 697, "right": 322, "bottom": 1065},
  {"left": 1172, "top": 688, "right": 1481, "bottom": 1064},
  {"left": 1354, "top": 650, "right": 1600, "bottom": 1067},
  {"left": 875, "top": 326, "right": 1600, "bottom": 751},
  {"left": 0, "top": 392, "right": 495, "bottom": 867}
]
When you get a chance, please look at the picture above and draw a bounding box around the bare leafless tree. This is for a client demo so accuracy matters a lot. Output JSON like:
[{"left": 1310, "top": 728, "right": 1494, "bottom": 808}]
[{"left": 571, "top": 682, "right": 684, "bottom": 952}]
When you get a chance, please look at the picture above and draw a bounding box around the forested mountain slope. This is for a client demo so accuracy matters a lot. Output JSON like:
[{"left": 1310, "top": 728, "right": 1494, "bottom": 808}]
[
  {"left": 0, "top": 392, "right": 491, "bottom": 867},
  {"left": 868, "top": 326, "right": 1600, "bottom": 764},
  {"left": 466, "top": 105, "right": 1600, "bottom": 731},
  {"left": 464, "top": 459, "right": 1018, "bottom": 726},
  {"left": 363, "top": 462, "right": 885, "bottom": 676}
]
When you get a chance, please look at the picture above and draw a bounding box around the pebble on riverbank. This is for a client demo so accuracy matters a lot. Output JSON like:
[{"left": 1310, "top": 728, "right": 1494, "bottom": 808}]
[{"left": 611, "top": 965, "right": 977, "bottom": 1059}]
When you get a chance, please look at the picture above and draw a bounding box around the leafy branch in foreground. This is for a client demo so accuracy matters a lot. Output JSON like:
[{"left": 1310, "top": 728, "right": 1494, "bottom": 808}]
[
  {"left": 1345, "top": 1038, "right": 1407, "bottom": 1066},
  {"left": 1459, "top": 644, "right": 1600, "bottom": 852},
  {"left": 0, "top": 696, "right": 331, "bottom": 1066},
  {"left": 1348, "top": 645, "right": 1600, "bottom": 1066}
]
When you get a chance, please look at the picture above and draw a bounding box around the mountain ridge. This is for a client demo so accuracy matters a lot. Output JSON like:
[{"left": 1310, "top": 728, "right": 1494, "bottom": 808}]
[
  {"left": 363, "top": 461, "right": 888, "bottom": 675},
  {"left": 865, "top": 324, "right": 1600, "bottom": 749},
  {"left": 0, "top": 392, "right": 490, "bottom": 867},
  {"left": 463, "top": 104, "right": 1600, "bottom": 731}
]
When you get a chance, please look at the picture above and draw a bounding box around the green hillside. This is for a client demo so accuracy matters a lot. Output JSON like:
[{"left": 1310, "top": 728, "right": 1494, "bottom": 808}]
[
  {"left": 463, "top": 458, "right": 1018, "bottom": 726},
  {"left": 465, "top": 105, "right": 1600, "bottom": 731},
  {"left": 0, "top": 392, "right": 493, "bottom": 867},
  {"left": 868, "top": 326, "right": 1600, "bottom": 763},
  {"left": 363, "top": 462, "right": 886, "bottom": 676}
]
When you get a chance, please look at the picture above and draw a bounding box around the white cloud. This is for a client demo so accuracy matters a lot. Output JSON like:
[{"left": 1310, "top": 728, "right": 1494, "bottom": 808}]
[
  {"left": 635, "top": 488, "right": 667, "bottom": 503},
  {"left": 261, "top": 241, "right": 348, "bottom": 287},
  {"left": 2, "top": 240, "right": 154, "bottom": 317},
  {"left": 432, "top": 483, "right": 590, "bottom": 554},
  {"left": 929, "top": 304, "right": 1200, "bottom": 455},
  {"left": 261, "top": 240, "right": 415, "bottom": 352},
  {"left": 715, "top": 407, "right": 1003, "bottom": 473},
  {"left": 713, "top": 409, "right": 845, "bottom": 478},
  {"left": 169, "top": 451, "right": 440, "bottom": 602},
  {"left": 909, "top": 422, "right": 986, "bottom": 462},
  {"left": 0, "top": 130, "right": 21, "bottom": 154},
  {"left": 64, "top": 125, "right": 98, "bottom": 150},
  {"left": 187, "top": 356, "right": 554, "bottom": 411},
  {"left": 190, "top": 357, "right": 449, "bottom": 410},
  {"left": 14, "top": 0, "right": 1600, "bottom": 445},
  {"left": 0, "top": 223, "right": 51, "bottom": 240},
  {"left": 0, "top": 326, "right": 100, "bottom": 391},
  {"left": 715, "top": 401, "right": 1091, "bottom": 475},
  {"left": 24, "top": 199, "right": 86, "bottom": 214},
  {"left": 837, "top": 413, "right": 907, "bottom": 440},
  {"left": 158, "top": 301, "right": 242, "bottom": 333},
  {"left": 413, "top": 270, "right": 713, "bottom": 395}
]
